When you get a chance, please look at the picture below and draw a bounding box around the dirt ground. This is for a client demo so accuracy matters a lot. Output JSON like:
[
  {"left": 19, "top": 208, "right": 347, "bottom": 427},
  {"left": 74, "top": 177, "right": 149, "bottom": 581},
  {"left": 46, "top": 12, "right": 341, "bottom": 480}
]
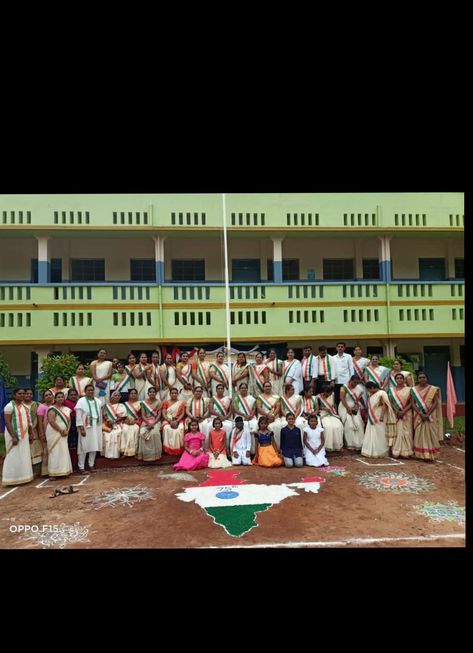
[{"left": 0, "top": 443, "right": 465, "bottom": 549}]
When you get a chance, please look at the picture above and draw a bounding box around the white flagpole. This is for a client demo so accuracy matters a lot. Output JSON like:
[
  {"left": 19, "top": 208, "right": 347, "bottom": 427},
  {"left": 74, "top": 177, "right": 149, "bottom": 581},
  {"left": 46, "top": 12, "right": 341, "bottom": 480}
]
[{"left": 222, "top": 193, "right": 233, "bottom": 398}]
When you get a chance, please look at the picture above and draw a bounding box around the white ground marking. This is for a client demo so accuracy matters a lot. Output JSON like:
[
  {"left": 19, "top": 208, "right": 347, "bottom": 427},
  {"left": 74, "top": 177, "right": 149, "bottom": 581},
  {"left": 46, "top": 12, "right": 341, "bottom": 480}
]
[
  {"left": 35, "top": 475, "right": 90, "bottom": 489},
  {"left": 203, "top": 533, "right": 465, "bottom": 548},
  {"left": 355, "top": 457, "right": 405, "bottom": 466},
  {"left": 453, "top": 447, "right": 465, "bottom": 453},
  {"left": 0, "top": 487, "right": 19, "bottom": 500}
]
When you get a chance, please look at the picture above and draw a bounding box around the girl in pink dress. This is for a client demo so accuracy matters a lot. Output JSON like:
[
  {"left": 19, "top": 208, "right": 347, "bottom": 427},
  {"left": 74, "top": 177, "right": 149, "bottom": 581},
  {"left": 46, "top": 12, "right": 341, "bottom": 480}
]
[{"left": 174, "top": 419, "right": 209, "bottom": 471}]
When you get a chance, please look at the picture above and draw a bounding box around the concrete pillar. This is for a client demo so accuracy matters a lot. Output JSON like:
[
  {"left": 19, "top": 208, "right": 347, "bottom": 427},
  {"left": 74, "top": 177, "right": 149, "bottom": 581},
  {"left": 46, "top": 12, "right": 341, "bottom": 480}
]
[
  {"left": 35, "top": 236, "right": 50, "bottom": 283},
  {"left": 382, "top": 340, "right": 396, "bottom": 358},
  {"left": 271, "top": 236, "right": 284, "bottom": 284},
  {"left": 355, "top": 240, "right": 363, "bottom": 280},
  {"left": 447, "top": 241, "right": 455, "bottom": 279},
  {"left": 378, "top": 236, "right": 392, "bottom": 282},
  {"left": 260, "top": 240, "right": 268, "bottom": 280},
  {"left": 153, "top": 236, "right": 166, "bottom": 284}
]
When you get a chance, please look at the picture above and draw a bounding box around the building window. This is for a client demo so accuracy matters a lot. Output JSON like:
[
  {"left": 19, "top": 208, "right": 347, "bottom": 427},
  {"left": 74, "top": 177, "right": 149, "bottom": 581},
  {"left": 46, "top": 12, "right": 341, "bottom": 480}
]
[
  {"left": 171, "top": 259, "right": 205, "bottom": 282},
  {"left": 267, "top": 259, "right": 300, "bottom": 281},
  {"left": 31, "top": 259, "right": 62, "bottom": 283},
  {"left": 130, "top": 259, "right": 156, "bottom": 282},
  {"left": 362, "top": 259, "right": 379, "bottom": 280},
  {"left": 323, "top": 259, "right": 354, "bottom": 280},
  {"left": 419, "top": 258, "right": 446, "bottom": 281},
  {"left": 232, "top": 259, "right": 261, "bottom": 283},
  {"left": 71, "top": 259, "right": 105, "bottom": 282},
  {"left": 455, "top": 258, "right": 464, "bottom": 279}
]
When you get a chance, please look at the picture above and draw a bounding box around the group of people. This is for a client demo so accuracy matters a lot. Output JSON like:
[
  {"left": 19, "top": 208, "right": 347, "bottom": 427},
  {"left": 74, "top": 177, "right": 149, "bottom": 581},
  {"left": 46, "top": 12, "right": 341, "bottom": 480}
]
[{"left": 1, "top": 344, "right": 444, "bottom": 486}]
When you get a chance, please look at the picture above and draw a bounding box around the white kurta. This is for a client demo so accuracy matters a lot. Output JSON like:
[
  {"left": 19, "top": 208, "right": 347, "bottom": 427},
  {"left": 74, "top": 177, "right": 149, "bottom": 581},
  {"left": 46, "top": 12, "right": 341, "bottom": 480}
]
[
  {"left": 230, "top": 426, "right": 252, "bottom": 465},
  {"left": 283, "top": 359, "right": 303, "bottom": 394},
  {"left": 2, "top": 403, "right": 33, "bottom": 486},
  {"left": 75, "top": 397, "right": 103, "bottom": 454}
]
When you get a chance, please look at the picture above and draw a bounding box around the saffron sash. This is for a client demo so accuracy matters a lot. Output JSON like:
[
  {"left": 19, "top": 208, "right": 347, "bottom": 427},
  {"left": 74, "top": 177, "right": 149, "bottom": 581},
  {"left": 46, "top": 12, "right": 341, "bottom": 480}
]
[
  {"left": 283, "top": 359, "right": 297, "bottom": 384},
  {"left": 210, "top": 363, "right": 229, "bottom": 386},
  {"left": 365, "top": 366, "right": 384, "bottom": 387},
  {"left": 124, "top": 401, "right": 141, "bottom": 420},
  {"left": 213, "top": 397, "right": 230, "bottom": 417},
  {"left": 9, "top": 401, "right": 31, "bottom": 439},
  {"left": 235, "top": 394, "right": 254, "bottom": 416},
  {"left": 302, "top": 354, "right": 314, "bottom": 381},
  {"left": 280, "top": 395, "right": 301, "bottom": 416},
  {"left": 317, "top": 395, "right": 339, "bottom": 417}
]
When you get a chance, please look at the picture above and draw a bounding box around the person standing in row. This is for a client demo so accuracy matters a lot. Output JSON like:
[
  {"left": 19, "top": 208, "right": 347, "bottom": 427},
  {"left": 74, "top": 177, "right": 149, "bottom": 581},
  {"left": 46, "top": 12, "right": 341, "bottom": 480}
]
[
  {"left": 46, "top": 391, "right": 73, "bottom": 478},
  {"left": 75, "top": 384, "right": 102, "bottom": 474},
  {"left": 338, "top": 375, "right": 365, "bottom": 451},
  {"left": 314, "top": 346, "right": 337, "bottom": 395},
  {"left": 192, "top": 348, "right": 212, "bottom": 397},
  {"left": 2, "top": 388, "right": 33, "bottom": 486},
  {"left": 301, "top": 345, "right": 317, "bottom": 392},
  {"left": 333, "top": 342, "right": 354, "bottom": 407},
  {"left": 68, "top": 363, "right": 92, "bottom": 398},
  {"left": 90, "top": 348, "right": 113, "bottom": 405},
  {"left": 283, "top": 348, "right": 303, "bottom": 394}
]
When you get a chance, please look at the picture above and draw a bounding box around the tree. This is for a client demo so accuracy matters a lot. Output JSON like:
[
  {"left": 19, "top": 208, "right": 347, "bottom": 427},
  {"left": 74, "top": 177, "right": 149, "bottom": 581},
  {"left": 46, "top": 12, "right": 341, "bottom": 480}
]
[
  {"left": 36, "top": 353, "right": 90, "bottom": 394},
  {"left": 379, "top": 356, "right": 416, "bottom": 383},
  {"left": 0, "top": 353, "right": 17, "bottom": 388}
]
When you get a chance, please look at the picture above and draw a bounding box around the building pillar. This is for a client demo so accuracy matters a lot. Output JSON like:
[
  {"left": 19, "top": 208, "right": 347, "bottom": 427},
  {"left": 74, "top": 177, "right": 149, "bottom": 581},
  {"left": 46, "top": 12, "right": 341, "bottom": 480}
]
[
  {"left": 153, "top": 236, "right": 166, "bottom": 284},
  {"left": 382, "top": 340, "right": 396, "bottom": 358},
  {"left": 378, "top": 235, "right": 392, "bottom": 282},
  {"left": 35, "top": 236, "right": 50, "bottom": 283},
  {"left": 447, "top": 241, "right": 455, "bottom": 279},
  {"left": 355, "top": 240, "right": 363, "bottom": 280},
  {"left": 271, "top": 236, "right": 284, "bottom": 284}
]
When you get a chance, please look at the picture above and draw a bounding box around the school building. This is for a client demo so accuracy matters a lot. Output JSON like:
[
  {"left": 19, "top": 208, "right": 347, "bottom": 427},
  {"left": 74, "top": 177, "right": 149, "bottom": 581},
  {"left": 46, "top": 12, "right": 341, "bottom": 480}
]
[{"left": 0, "top": 193, "right": 464, "bottom": 401}]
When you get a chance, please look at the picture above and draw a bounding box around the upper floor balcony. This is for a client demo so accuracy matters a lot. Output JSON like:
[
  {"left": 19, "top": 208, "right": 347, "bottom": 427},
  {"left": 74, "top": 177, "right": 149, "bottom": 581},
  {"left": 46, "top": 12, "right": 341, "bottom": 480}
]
[{"left": 0, "top": 193, "right": 464, "bottom": 233}]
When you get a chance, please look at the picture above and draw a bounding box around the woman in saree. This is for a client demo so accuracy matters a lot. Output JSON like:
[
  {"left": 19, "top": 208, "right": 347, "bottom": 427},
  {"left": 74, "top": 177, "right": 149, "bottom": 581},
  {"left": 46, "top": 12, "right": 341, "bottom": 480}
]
[
  {"left": 280, "top": 383, "right": 304, "bottom": 430},
  {"left": 162, "top": 387, "right": 186, "bottom": 455},
  {"left": 352, "top": 345, "right": 370, "bottom": 381},
  {"left": 68, "top": 363, "right": 92, "bottom": 398},
  {"left": 410, "top": 372, "right": 443, "bottom": 461},
  {"left": 386, "top": 359, "right": 414, "bottom": 391},
  {"left": 37, "top": 389, "right": 55, "bottom": 477},
  {"left": 315, "top": 385, "right": 344, "bottom": 452},
  {"left": 2, "top": 388, "right": 33, "bottom": 486},
  {"left": 363, "top": 354, "right": 389, "bottom": 391},
  {"left": 338, "top": 375, "right": 365, "bottom": 451},
  {"left": 192, "top": 348, "right": 212, "bottom": 398},
  {"left": 132, "top": 352, "right": 150, "bottom": 401},
  {"left": 46, "top": 391, "right": 73, "bottom": 478},
  {"left": 176, "top": 351, "right": 195, "bottom": 403},
  {"left": 249, "top": 351, "right": 269, "bottom": 397},
  {"left": 90, "top": 348, "right": 113, "bottom": 404},
  {"left": 146, "top": 350, "right": 164, "bottom": 396},
  {"left": 186, "top": 385, "right": 211, "bottom": 439},
  {"left": 49, "top": 375, "right": 69, "bottom": 399},
  {"left": 118, "top": 387, "right": 142, "bottom": 457},
  {"left": 102, "top": 390, "right": 127, "bottom": 459},
  {"left": 209, "top": 351, "right": 230, "bottom": 397},
  {"left": 160, "top": 353, "right": 177, "bottom": 402},
  {"left": 256, "top": 381, "right": 283, "bottom": 448},
  {"left": 125, "top": 353, "right": 137, "bottom": 393},
  {"left": 283, "top": 348, "right": 303, "bottom": 394},
  {"left": 23, "top": 388, "right": 43, "bottom": 478},
  {"left": 232, "top": 352, "right": 250, "bottom": 393},
  {"left": 207, "top": 383, "right": 233, "bottom": 447},
  {"left": 111, "top": 361, "right": 132, "bottom": 402},
  {"left": 387, "top": 373, "right": 414, "bottom": 458},
  {"left": 64, "top": 388, "right": 79, "bottom": 470},
  {"left": 137, "top": 386, "right": 162, "bottom": 462},
  {"left": 232, "top": 382, "right": 258, "bottom": 452},
  {"left": 264, "top": 348, "right": 284, "bottom": 397},
  {"left": 361, "top": 382, "right": 396, "bottom": 458}
]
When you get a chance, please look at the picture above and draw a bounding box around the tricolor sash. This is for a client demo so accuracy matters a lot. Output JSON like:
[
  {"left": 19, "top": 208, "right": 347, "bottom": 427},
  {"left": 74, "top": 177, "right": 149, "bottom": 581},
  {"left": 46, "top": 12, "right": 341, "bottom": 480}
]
[
  {"left": 353, "top": 357, "right": 368, "bottom": 379},
  {"left": 84, "top": 398, "right": 100, "bottom": 428},
  {"left": 213, "top": 397, "right": 230, "bottom": 417},
  {"left": 196, "top": 359, "right": 210, "bottom": 386},
  {"left": 9, "top": 401, "right": 31, "bottom": 439},
  {"left": 258, "top": 394, "right": 278, "bottom": 414},
  {"left": 302, "top": 354, "right": 314, "bottom": 381},
  {"left": 104, "top": 403, "right": 122, "bottom": 423},
  {"left": 180, "top": 363, "right": 193, "bottom": 385},
  {"left": 388, "top": 387, "right": 405, "bottom": 413},
  {"left": 365, "top": 366, "right": 383, "bottom": 387},
  {"left": 280, "top": 395, "right": 301, "bottom": 416},
  {"left": 232, "top": 363, "right": 248, "bottom": 383},
  {"left": 235, "top": 394, "right": 254, "bottom": 417},
  {"left": 367, "top": 397, "right": 380, "bottom": 425},
  {"left": 317, "top": 395, "right": 339, "bottom": 418},
  {"left": 410, "top": 386, "right": 437, "bottom": 428},
  {"left": 115, "top": 374, "right": 130, "bottom": 393},
  {"left": 49, "top": 405, "right": 70, "bottom": 429},
  {"left": 189, "top": 397, "right": 206, "bottom": 418},
  {"left": 265, "top": 358, "right": 281, "bottom": 377},
  {"left": 303, "top": 397, "right": 317, "bottom": 414},
  {"left": 142, "top": 400, "right": 160, "bottom": 419},
  {"left": 231, "top": 427, "right": 244, "bottom": 450},
  {"left": 210, "top": 363, "right": 229, "bottom": 386},
  {"left": 124, "top": 401, "right": 141, "bottom": 420},
  {"left": 342, "top": 384, "right": 361, "bottom": 405},
  {"left": 253, "top": 365, "right": 267, "bottom": 392},
  {"left": 319, "top": 356, "right": 332, "bottom": 381},
  {"left": 283, "top": 359, "right": 297, "bottom": 384},
  {"left": 70, "top": 376, "right": 83, "bottom": 396}
]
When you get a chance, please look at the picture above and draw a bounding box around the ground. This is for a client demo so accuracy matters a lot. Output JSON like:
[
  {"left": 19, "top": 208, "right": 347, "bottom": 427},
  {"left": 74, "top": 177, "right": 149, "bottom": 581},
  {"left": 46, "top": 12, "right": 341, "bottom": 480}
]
[{"left": 0, "top": 441, "right": 465, "bottom": 549}]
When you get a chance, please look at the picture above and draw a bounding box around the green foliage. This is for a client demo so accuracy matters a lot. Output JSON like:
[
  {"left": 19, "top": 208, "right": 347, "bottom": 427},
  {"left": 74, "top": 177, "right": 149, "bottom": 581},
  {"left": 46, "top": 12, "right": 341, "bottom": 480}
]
[
  {"left": 379, "top": 356, "right": 416, "bottom": 382},
  {"left": 36, "top": 354, "right": 90, "bottom": 394},
  {"left": 444, "top": 416, "right": 465, "bottom": 434},
  {"left": 0, "top": 353, "right": 17, "bottom": 388},
  {"left": 0, "top": 433, "right": 5, "bottom": 456}
]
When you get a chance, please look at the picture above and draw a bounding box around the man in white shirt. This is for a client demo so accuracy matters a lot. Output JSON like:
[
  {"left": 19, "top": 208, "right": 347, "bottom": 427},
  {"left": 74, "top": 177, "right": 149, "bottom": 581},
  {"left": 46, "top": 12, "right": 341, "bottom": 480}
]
[
  {"left": 314, "top": 345, "right": 337, "bottom": 395},
  {"left": 334, "top": 341, "right": 354, "bottom": 407},
  {"left": 300, "top": 345, "right": 317, "bottom": 391}
]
